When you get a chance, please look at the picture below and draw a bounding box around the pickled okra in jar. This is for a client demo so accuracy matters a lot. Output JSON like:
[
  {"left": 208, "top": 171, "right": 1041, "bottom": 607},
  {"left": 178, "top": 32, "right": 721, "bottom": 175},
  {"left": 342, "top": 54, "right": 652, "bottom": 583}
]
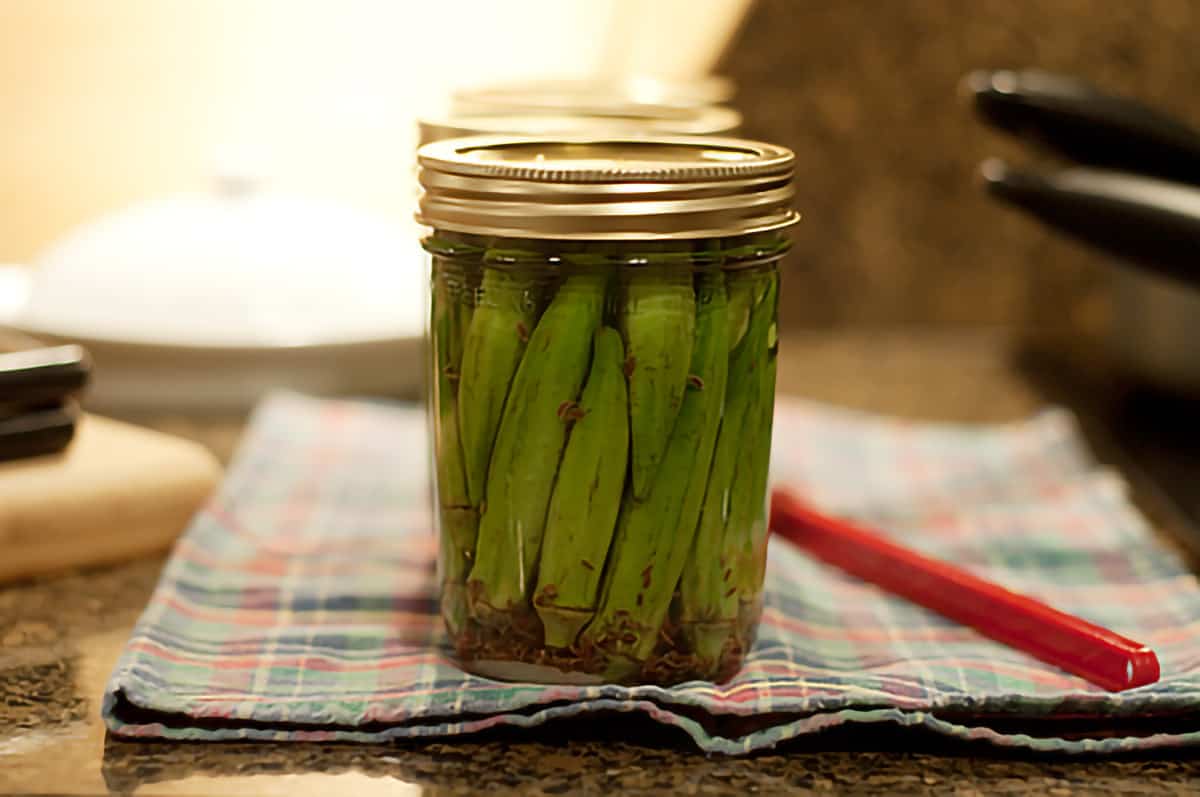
[{"left": 417, "top": 136, "right": 798, "bottom": 685}]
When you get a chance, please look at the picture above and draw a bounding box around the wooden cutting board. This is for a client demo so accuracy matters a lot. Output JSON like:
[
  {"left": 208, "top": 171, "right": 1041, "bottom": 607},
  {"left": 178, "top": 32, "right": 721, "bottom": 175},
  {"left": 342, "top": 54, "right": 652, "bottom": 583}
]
[{"left": 0, "top": 413, "right": 221, "bottom": 582}]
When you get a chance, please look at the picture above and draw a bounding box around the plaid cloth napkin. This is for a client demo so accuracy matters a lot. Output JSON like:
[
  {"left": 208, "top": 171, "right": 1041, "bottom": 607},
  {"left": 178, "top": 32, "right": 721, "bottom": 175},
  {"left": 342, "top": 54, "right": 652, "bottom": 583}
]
[{"left": 102, "top": 393, "right": 1200, "bottom": 755}]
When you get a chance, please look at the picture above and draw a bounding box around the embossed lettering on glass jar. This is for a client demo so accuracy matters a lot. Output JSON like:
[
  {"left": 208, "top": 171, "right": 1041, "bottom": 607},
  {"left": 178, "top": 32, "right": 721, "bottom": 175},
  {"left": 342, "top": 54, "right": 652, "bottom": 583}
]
[{"left": 416, "top": 135, "right": 798, "bottom": 686}]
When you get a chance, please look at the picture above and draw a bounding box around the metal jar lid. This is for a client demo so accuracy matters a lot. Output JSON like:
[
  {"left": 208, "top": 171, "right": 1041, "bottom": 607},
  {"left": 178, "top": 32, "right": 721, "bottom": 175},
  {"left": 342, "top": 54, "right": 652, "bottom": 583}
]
[
  {"left": 415, "top": 135, "right": 799, "bottom": 240},
  {"left": 417, "top": 105, "right": 742, "bottom": 147}
]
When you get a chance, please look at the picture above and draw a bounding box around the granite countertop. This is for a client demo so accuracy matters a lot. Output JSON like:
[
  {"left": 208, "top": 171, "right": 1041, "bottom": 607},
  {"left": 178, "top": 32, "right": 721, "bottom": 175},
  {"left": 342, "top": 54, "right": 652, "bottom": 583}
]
[{"left": 3, "top": 330, "right": 1200, "bottom": 795}]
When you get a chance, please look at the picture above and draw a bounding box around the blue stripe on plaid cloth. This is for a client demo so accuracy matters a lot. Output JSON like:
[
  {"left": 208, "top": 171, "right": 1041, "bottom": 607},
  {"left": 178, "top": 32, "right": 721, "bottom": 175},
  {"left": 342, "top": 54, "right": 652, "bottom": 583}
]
[{"left": 102, "top": 393, "right": 1200, "bottom": 754}]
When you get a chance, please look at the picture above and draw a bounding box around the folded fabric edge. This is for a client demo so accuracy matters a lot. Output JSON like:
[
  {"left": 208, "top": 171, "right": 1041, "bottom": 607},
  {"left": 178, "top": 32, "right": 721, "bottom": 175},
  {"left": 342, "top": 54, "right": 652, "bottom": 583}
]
[
  {"left": 102, "top": 685, "right": 1200, "bottom": 757},
  {"left": 102, "top": 691, "right": 713, "bottom": 747},
  {"left": 103, "top": 648, "right": 1200, "bottom": 732}
]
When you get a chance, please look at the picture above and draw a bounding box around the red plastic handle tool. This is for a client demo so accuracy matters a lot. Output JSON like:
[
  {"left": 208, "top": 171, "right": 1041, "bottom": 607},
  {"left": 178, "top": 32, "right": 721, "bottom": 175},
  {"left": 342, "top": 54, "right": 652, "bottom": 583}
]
[{"left": 769, "top": 488, "right": 1161, "bottom": 692}]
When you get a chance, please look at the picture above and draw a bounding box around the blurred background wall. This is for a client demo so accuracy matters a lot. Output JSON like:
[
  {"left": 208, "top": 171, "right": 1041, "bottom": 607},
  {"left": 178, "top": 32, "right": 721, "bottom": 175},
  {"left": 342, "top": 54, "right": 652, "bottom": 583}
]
[
  {"left": 2, "top": 0, "right": 1198, "bottom": 333},
  {"left": 0, "top": 0, "right": 616, "bottom": 260},
  {"left": 721, "top": 0, "right": 1200, "bottom": 332},
  {"left": 0, "top": 0, "right": 747, "bottom": 263}
]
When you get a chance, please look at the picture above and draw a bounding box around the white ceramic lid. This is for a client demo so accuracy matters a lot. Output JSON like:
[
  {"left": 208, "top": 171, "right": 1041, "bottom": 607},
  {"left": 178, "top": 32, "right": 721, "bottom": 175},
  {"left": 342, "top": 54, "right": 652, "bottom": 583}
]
[{"left": 18, "top": 179, "right": 423, "bottom": 349}]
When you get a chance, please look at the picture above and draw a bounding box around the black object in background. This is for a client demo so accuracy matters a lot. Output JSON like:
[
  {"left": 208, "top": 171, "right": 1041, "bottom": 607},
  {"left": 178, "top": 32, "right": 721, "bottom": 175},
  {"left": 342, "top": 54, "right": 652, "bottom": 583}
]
[
  {"left": 972, "top": 68, "right": 1200, "bottom": 554},
  {"left": 0, "top": 342, "right": 90, "bottom": 460},
  {"left": 979, "top": 159, "right": 1200, "bottom": 291},
  {"left": 0, "top": 344, "right": 91, "bottom": 406},
  {"left": 0, "top": 401, "right": 79, "bottom": 462},
  {"left": 966, "top": 69, "right": 1200, "bottom": 187}
]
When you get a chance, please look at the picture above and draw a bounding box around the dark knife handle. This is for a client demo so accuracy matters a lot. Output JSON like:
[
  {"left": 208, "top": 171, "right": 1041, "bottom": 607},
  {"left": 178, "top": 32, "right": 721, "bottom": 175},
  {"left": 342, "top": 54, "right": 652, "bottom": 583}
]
[
  {"left": 966, "top": 69, "right": 1200, "bottom": 186},
  {"left": 0, "top": 344, "right": 91, "bottom": 405},
  {"left": 0, "top": 401, "right": 78, "bottom": 462},
  {"left": 980, "top": 159, "right": 1200, "bottom": 291}
]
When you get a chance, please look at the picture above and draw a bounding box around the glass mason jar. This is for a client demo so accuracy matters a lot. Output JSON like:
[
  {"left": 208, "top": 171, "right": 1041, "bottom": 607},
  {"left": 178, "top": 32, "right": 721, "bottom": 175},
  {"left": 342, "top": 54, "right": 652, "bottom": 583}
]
[{"left": 416, "top": 136, "right": 797, "bottom": 686}]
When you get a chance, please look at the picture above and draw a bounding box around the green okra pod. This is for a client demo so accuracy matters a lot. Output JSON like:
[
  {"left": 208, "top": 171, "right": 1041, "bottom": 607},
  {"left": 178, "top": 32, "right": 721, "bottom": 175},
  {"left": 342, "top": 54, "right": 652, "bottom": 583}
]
[
  {"left": 458, "top": 267, "right": 541, "bottom": 507},
  {"left": 581, "top": 272, "right": 728, "bottom": 677},
  {"left": 468, "top": 273, "right": 609, "bottom": 628},
  {"left": 736, "top": 348, "right": 777, "bottom": 649},
  {"left": 431, "top": 262, "right": 477, "bottom": 635},
  {"left": 432, "top": 265, "right": 473, "bottom": 512},
  {"left": 679, "top": 271, "right": 777, "bottom": 665},
  {"left": 621, "top": 268, "right": 696, "bottom": 499},
  {"left": 439, "top": 507, "right": 478, "bottom": 635},
  {"left": 534, "top": 326, "right": 629, "bottom": 648},
  {"left": 723, "top": 231, "right": 786, "bottom": 350},
  {"left": 733, "top": 275, "right": 779, "bottom": 607},
  {"left": 726, "top": 278, "right": 755, "bottom": 351}
]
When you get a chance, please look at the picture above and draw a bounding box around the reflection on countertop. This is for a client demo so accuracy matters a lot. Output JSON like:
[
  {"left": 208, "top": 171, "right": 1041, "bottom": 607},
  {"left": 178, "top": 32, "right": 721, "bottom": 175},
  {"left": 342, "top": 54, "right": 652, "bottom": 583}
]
[{"left": 4, "top": 330, "right": 1200, "bottom": 796}]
